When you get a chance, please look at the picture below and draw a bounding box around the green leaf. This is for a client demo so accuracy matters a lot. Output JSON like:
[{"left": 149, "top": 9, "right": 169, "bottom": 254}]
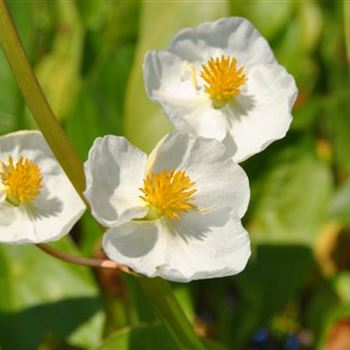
[
  {"left": 344, "top": 0, "right": 350, "bottom": 66},
  {"left": 35, "top": 0, "right": 84, "bottom": 121},
  {"left": 273, "top": 2, "right": 322, "bottom": 97},
  {"left": 93, "top": 324, "right": 226, "bottom": 350},
  {"left": 0, "top": 1, "right": 87, "bottom": 200},
  {"left": 124, "top": 1, "right": 229, "bottom": 153},
  {"left": 305, "top": 281, "right": 339, "bottom": 340},
  {"left": 123, "top": 274, "right": 157, "bottom": 325},
  {"left": 230, "top": 0, "right": 295, "bottom": 40},
  {"left": 245, "top": 135, "right": 333, "bottom": 245},
  {"left": 0, "top": 0, "right": 36, "bottom": 133},
  {"left": 66, "top": 47, "right": 134, "bottom": 255},
  {"left": 226, "top": 244, "right": 313, "bottom": 348},
  {"left": 298, "top": 1, "right": 323, "bottom": 54},
  {"left": 322, "top": 88, "right": 350, "bottom": 175},
  {"left": 333, "top": 272, "right": 350, "bottom": 304},
  {"left": 0, "top": 48, "right": 19, "bottom": 134},
  {"left": 66, "top": 45, "right": 133, "bottom": 162},
  {"left": 0, "top": 238, "right": 104, "bottom": 350},
  {"left": 93, "top": 324, "right": 177, "bottom": 350},
  {"left": 328, "top": 177, "right": 350, "bottom": 225}
]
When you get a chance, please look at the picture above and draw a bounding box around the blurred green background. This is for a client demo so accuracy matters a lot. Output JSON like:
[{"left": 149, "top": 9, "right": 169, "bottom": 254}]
[{"left": 1, "top": 0, "right": 350, "bottom": 349}]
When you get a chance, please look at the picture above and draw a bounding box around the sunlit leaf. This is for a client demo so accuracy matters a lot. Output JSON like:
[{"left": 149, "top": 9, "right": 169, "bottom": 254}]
[
  {"left": 35, "top": 0, "right": 83, "bottom": 121},
  {"left": 230, "top": 0, "right": 295, "bottom": 40}
]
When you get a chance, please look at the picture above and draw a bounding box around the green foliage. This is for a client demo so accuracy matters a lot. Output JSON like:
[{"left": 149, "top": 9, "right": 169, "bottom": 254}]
[
  {"left": 1, "top": 0, "right": 350, "bottom": 349},
  {"left": 244, "top": 135, "right": 333, "bottom": 245},
  {"left": 94, "top": 325, "right": 177, "bottom": 350},
  {"left": 0, "top": 238, "right": 103, "bottom": 350},
  {"left": 94, "top": 324, "right": 226, "bottom": 350}
]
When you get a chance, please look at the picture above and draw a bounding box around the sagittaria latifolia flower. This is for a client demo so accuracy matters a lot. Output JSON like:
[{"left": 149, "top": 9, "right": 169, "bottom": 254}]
[
  {"left": 144, "top": 17, "right": 298, "bottom": 162},
  {"left": 0, "top": 130, "right": 85, "bottom": 244},
  {"left": 84, "top": 132, "right": 250, "bottom": 282}
]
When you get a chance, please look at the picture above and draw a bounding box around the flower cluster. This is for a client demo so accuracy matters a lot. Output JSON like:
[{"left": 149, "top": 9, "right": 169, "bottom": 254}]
[{"left": 3, "top": 17, "right": 297, "bottom": 282}]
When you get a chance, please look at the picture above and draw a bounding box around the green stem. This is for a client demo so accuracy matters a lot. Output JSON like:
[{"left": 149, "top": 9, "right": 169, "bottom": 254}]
[
  {"left": 0, "top": 0, "right": 86, "bottom": 204},
  {"left": 139, "top": 277, "right": 205, "bottom": 350},
  {"left": 344, "top": 0, "right": 350, "bottom": 67},
  {"left": 0, "top": 1, "right": 204, "bottom": 349}
]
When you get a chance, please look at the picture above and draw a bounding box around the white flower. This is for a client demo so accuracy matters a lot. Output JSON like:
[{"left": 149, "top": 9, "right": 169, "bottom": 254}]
[
  {"left": 0, "top": 130, "right": 85, "bottom": 244},
  {"left": 84, "top": 132, "right": 250, "bottom": 282},
  {"left": 144, "top": 17, "right": 298, "bottom": 162}
]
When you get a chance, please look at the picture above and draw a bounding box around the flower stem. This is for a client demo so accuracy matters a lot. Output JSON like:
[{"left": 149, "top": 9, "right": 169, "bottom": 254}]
[
  {"left": 0, "top": 0, "right": 87, "bottom": 206},
  {"left": 138, "top": 277, "right": 206, "bottom": 350},
  {"left": 0, "top": 2, "right": 204, "bottom": 349},
  {"left": 36, "top": 243, "right": 133, "bottom": 273},
  {"left": 344, "top": 0, "right": 350, "bottom": 67}
]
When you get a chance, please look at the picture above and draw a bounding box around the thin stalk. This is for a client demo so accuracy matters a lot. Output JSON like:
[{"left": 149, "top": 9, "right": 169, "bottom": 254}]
[
  {"left": 139, "top": 277, "right": 205, "bottom": 350},
  {"left": 344, "top": 0, "right": 350, "bottom": 67},
  {"left": 36, "top": 243, "right": 133, "bottom": 273},
  {"left": 0, "top": 2, "right": 204, "bottom": 349}
]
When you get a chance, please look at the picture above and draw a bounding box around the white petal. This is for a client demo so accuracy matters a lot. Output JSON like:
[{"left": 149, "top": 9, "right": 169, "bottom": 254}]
[
  {"left": 144, "top": 51, "right": 228, "bottom": 141},
  {"left": 147, "top": 133, "right": 250, "bottom": 218},
  {"left": 0, "top": 130, "right": 85, "bottom": 244},
  {"left": 224, "top": 64, "right": 298, "bottom": 162},
  {"left": 0, "top": 183, "right": 6, "bottom": 203},
  {"left": 84, "top": 136, "right": 147, "bottom": 227},
  {"left": 103, "top": 210, "right": 250, "bottom": 282},
  {"left": 167, "top": 17, "right": 275, "bottom": 66},
  {"left": 0, "top": 205, "right": 35, "bottom": 244}
]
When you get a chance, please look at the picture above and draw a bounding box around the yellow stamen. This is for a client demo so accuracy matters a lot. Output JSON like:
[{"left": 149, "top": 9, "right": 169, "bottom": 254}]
[
  {"left": 0, "top": 156, "right": 43, "bottom": 206},
  {"left": 200, "top": 55, "right": 246, "bottom": 108},
  {"left": 140, "top": 169, "right": 197, "bottom": 220}
]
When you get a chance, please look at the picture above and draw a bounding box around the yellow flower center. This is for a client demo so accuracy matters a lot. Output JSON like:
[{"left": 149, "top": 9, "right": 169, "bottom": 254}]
[
  {"left": 139, "top": 169, "right": 197, "bottom": 220},
  {"left": 0, "top": 155, "right": 43, "bottom": 206},
  {"left": 200, "top": 55, "right": 246, "bottom": 108}
]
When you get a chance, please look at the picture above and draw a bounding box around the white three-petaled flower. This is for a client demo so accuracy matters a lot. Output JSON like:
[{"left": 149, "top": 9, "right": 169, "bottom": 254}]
[
  {"left": 144, "top": 17, "right": 298, "bottom": 162},
  {"left": 0, "top": 131, "right": 85, "bottom": 244},
  {"left": 84, "top": 132, "right": 250, "bottom": 282}
]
